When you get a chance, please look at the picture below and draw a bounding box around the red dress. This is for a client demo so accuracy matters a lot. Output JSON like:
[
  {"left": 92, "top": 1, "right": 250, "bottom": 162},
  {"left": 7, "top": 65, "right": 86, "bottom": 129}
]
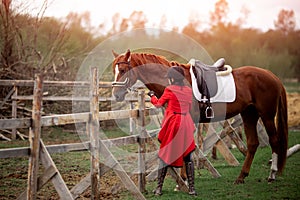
[{"left": 150, "top": 85, "right": 196, "bottom": 167}]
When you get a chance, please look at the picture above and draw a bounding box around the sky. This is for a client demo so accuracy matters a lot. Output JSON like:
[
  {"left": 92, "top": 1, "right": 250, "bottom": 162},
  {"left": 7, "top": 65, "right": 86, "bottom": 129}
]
[{"left": 30, "top": 0, "right": 300, "bottom": 33}]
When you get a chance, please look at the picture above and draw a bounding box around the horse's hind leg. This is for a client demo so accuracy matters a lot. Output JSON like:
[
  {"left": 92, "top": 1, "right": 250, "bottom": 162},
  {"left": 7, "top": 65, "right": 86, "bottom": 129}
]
[
  {"left": 235, "top": 106, "right": 259, "bottom": 184},
  {"left": 261, "top": 117, "right": 278, "bottom": 182}
]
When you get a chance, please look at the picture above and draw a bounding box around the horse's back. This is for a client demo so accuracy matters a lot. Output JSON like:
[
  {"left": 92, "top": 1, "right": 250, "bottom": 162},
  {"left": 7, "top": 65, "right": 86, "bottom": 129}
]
[
  {"left": 233, "top": 66, "right": 284, "bottom": 90},
  {"left": 232, "top": 66, "right": 285, "bottom": 114}
]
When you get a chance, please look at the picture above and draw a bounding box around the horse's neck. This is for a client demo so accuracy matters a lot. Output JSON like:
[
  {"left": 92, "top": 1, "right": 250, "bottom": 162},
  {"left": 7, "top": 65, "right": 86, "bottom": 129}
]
[
  {"left": 131, "top": 53, "right": 191, "bottom": 96},
  {"left": 131, "top": 53, "right": 170, "bottom": 96},
  {"left": 132, "top": 53, "right": 170, "bottom": 66}
]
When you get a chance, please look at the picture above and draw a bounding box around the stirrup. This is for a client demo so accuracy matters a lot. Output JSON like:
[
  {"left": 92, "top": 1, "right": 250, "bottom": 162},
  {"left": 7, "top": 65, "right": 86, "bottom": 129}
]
[{"left": 205, "top": 106, "right": 214, "bottom": 118}]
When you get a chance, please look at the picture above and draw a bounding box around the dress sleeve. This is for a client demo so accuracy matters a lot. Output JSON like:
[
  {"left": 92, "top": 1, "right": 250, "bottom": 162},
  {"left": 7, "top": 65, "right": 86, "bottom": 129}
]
[{"left": 150, "top": 88, "right": 170, "bottom": 108}]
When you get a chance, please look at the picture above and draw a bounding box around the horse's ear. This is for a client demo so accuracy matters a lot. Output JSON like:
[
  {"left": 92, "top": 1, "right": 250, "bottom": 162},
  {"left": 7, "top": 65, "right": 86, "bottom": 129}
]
[
  {"left": 125, "top": 49, "right": 131, "bottom": 61},
  {"left": 112, "top": 50, "right": 119, "bottom": 58}
]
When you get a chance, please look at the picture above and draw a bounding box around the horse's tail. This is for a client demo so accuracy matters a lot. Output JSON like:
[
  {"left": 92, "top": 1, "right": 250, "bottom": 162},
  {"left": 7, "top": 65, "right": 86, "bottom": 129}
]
[{"left": 276, "top": 86, "right": 288, "bottom": 174}]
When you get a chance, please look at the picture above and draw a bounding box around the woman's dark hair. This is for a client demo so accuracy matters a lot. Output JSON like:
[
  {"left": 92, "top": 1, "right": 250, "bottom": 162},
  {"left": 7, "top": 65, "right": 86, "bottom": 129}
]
[{"left": 166, "top": 66, "right": 185, "bottom": 86}]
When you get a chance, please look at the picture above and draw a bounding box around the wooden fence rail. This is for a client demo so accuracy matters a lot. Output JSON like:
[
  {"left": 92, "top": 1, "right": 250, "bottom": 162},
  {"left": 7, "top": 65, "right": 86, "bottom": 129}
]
[
  {"left": 0, "top": 132, "right": 160, "bottom": 159},
  {"left": 0, "top": 78, "right": 148, "bottom": 139},
  {"left": 0, "top": 110, "right": 139, "bottom": 129},
  {"left": 0, "top": 79, "right": 112, "bottom": 88}
]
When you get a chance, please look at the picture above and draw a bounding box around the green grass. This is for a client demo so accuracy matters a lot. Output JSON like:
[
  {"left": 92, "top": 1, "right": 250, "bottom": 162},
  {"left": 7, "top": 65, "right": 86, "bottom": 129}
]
[
  {"left": 0, "top": 129, "right": 299, "bottom": 199},
  {"left": 284, "top": 81, "right": 300, "bottom": 93},
  {"left": 120, "top": 130, "right": 300, "bottom": 200}
]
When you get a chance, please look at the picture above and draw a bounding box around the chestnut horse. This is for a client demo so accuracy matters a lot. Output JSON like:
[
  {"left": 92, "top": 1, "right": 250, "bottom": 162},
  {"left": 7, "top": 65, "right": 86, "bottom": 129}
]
[{"left": 111, "top": 49, "right": 288, "bottom": 184}]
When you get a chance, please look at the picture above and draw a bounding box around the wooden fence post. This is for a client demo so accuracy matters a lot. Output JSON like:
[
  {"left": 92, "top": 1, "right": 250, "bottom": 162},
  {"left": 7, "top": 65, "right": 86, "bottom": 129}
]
[
  {"left": 27, "top": 74, "right": 43, "bottom": 200},
  {"left": 130, "top": 101, "right": 135, "bottom": 135},
  {"left": 89, "top": 67, "right": 101, "bottom": 199},
  {"left": 137, "top": 90, "right": 146, "bottom": 193},
  {"left": 12, "top": 85, "right": 18, "bottom": 139}
]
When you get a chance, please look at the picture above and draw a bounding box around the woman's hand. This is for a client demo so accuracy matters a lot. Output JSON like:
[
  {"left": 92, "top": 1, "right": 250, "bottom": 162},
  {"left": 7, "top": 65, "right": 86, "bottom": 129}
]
[{"left": 147, "top": 91, "right": 155, "bottom": 97}]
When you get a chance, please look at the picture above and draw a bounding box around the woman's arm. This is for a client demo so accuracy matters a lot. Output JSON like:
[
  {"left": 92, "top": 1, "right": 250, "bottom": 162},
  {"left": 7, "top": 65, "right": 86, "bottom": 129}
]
[{"left": 150, "top": 88, "right": 170, "bottom": 108}]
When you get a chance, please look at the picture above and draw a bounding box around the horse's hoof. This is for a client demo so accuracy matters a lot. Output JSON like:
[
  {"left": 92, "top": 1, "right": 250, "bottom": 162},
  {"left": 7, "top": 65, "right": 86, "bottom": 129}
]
[
  {"left": 189, "top": 191, "right": 198, "bottom": 196},
  {"left": 234, "top": 179, "right": 245, "bottom": 184},
  {"left": 153, "top": 189, "right": 162, "bottom": 196},
  {"left": 267, "top": 178, "right": 275, "bottom": 183}
]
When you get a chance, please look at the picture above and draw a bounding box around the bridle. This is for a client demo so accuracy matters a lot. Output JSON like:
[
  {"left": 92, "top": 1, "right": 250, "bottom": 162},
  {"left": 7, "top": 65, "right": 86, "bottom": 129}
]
[{"left": 112, "top": 60, "right": 133, "bottom": 90}]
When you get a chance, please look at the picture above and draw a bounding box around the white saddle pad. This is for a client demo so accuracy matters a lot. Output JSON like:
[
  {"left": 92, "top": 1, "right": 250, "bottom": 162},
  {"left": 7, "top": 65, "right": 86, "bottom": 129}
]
[{"left": 190, "top": 66, "right": 236, "bottom": 103}]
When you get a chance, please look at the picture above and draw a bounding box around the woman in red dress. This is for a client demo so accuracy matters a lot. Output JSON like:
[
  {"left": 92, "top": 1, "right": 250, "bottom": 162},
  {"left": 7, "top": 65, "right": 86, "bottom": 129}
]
[{"left": 148, "top": 66, "right": 197, "bottom": 196}]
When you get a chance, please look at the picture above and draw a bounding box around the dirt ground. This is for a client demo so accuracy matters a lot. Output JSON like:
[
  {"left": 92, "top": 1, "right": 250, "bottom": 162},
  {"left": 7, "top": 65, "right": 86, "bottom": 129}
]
[{"left": 287, "top": 93, "right": 300, "bottom": 128}]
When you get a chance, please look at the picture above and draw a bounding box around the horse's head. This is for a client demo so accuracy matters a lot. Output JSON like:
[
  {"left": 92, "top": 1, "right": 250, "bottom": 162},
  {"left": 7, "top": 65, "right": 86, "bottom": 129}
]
[{"left": 111, "top": 49, "right": 138, "bottom": 101}]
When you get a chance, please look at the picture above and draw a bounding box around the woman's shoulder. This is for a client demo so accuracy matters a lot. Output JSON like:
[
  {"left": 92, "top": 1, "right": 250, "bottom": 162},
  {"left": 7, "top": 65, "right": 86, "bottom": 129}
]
[{"left": 170, "top": 85, "right": 191, "bottom": 89}]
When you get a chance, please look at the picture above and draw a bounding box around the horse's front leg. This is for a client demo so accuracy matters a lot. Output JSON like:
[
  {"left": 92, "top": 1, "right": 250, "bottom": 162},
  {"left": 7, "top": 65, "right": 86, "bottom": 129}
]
[
  {"left": 235, "top": 111, "right": 259, "bottom": 184},
  {"left": 234, "top": 146, "right": 258, "bottom": 184}
]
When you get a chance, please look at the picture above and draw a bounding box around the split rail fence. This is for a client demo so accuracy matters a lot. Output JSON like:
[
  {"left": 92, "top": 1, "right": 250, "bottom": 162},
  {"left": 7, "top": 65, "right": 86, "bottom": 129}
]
[{"left": 0, "top": 67, "right": 252, "bottom": 199}]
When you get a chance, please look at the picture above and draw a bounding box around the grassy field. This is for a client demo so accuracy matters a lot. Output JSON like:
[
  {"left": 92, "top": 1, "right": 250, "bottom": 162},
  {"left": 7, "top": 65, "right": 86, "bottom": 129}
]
[
  {"left": 118, "top": 130, "right": 300, "bottom": 200},
  {"left": 0, "top": 128, "right": 299, "bottom": 199},
  {"left": 284, "top": 81, "right": 300, "bottom": 93}
]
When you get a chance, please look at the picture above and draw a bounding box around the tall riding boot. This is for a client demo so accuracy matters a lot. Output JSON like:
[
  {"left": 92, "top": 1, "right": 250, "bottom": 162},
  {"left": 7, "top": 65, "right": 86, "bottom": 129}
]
[
  {"left": 153, "top": 163, "right": 168, "bottom": 196},
  {"left": 186, "top": 161, "right": 197, "bottom": 196}
]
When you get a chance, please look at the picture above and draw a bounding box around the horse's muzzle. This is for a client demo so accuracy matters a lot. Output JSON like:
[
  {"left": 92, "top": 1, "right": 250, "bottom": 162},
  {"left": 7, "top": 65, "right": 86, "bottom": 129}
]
[{"left": 112, "top": 89, "right": 127, "bottom": 102}]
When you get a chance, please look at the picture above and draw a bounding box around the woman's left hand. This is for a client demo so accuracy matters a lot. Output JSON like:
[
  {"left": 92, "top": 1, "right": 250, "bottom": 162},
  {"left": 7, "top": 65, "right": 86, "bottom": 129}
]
[{"left": 147, "top": 91, "right": 155, "bottom": 97}]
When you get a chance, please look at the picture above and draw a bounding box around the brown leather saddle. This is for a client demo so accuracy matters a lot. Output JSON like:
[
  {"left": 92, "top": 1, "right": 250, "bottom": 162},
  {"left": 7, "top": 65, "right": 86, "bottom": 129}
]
[
  {"left": 191, "top": 58, "right": 226, "bottom": 99},
  {"left": 190, "top": 58, "right": 226, "bottom": 118}
]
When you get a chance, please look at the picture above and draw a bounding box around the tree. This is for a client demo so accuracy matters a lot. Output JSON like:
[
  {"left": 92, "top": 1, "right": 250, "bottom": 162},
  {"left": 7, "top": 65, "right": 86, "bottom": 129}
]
[
  {"left": 210, "top": 0, "right": 229, "bottom": 26},
  {"left": 0, "top": 0, "right": 69, "bottom": 79},
  {"left": 235, "top": 5, "right": 250, "bottom": 27},
  {"left": 274, "top": 9, "right": 296, "bottom": 34},
  {"left": 128, "top": 11, "right": 147, "bottom": 29},
  {"left": 159, "top": 14, "right": 167, "bottom": 29},
  {"left": 182, "top": 12, "right": 201, "bottom": 36},
  {"left": 0, "top": 1, "right": 97, "bottom": 80},
  {"left": 1, "top": 0, "right": 19, "bottom": 71},
  {"left": 108, "top": 11, "right": 148, "bottom": 34},
  {"left": 110, "top": 13, "right": 121, "bottom": 34}
]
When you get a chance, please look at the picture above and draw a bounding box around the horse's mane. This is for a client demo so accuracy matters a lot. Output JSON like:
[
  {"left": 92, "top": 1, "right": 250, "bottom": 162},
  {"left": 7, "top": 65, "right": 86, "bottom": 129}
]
[{"left": 131, "top": 52, "right": 190, "bottom": 69}]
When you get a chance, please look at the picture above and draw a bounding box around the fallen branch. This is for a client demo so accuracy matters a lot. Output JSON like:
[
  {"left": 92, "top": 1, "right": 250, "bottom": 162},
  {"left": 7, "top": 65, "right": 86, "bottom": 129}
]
[{"left": 287, "top": 144, "right": 300, "bottom": 157}]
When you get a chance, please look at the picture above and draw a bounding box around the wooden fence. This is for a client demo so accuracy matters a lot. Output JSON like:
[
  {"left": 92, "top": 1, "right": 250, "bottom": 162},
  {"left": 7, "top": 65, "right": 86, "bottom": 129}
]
[
  {"left": 0, "top": 76, "right": 138, "bottom": 140},
  {"left": 0, "top": 68, "right": 192, "bottom": 199},
  {"left": 0, "top": 68, "right": 252, "bottom": 199}
]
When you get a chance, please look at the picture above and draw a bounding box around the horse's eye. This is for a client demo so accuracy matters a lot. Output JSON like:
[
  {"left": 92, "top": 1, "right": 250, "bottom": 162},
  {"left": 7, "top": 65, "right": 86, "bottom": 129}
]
[{"left": 119, "top": 69, "right": 125, "bottom": 75}]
